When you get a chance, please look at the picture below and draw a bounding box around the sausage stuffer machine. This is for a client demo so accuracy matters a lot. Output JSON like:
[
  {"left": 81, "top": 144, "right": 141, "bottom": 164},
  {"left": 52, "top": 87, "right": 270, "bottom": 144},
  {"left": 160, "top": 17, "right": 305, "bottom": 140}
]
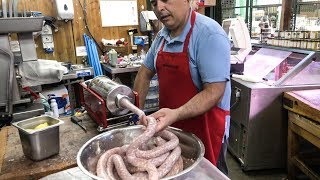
[{"left": 79, "top": 76, "right": 144, "bottom": 131}]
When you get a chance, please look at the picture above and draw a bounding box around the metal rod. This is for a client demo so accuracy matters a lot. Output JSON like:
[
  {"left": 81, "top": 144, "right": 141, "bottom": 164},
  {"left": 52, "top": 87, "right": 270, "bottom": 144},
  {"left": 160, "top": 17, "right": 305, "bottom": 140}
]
[
  {"left": 2, "top": 0, "right": 7, "bottom": 18},
  {"left": 13, "top": 0, "right": 18, "bottom": 17},
  {"left": 9, "top": 0, "right": 13, "bottom": 17}
]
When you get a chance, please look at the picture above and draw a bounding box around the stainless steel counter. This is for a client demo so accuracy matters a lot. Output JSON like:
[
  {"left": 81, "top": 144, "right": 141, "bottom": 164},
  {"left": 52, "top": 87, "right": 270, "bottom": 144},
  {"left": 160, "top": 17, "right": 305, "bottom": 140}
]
[
  {"left": 101, "top": 63, "right": 140, "bottom": 79},
  {"left": 62, "top": 67, "right": 94, "bottom": 80}
]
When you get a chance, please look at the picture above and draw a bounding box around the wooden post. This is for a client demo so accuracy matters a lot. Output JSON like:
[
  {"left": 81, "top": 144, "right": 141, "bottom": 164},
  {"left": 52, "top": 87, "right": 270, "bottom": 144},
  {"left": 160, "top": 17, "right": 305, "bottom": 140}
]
[
  {"left": 280, "top": 0, "right": 293, "bottom": 31},
  {"left": 288, "top": 116, "right": 299, "bottom": 180}
]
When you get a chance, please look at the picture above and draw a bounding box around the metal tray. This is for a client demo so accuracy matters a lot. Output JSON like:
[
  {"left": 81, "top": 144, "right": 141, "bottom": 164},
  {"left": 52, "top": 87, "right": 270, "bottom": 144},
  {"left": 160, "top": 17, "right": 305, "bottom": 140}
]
[
  {"left": 0, "top": 17, "right": 43, "bottom": 33},
  {"left": 77, "top": 125, "right": 205, "bottom": 180}
]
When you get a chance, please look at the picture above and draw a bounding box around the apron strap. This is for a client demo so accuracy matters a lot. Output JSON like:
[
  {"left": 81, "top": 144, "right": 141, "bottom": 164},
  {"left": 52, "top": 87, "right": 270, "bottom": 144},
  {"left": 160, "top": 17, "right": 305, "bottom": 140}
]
[
  {"left": 159, "top": 11, "right": 197, "bottom": 53},
  {"left": 183, "top": 11, "right": 196, "bottom": 53}
]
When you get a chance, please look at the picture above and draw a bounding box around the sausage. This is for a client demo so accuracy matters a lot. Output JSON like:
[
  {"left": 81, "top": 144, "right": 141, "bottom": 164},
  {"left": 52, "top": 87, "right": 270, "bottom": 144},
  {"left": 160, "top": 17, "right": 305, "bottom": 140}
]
[
  {"left": 126, "top": 117, "right": 159, "bottom": 180},
  {"left": 157, "top": 146, "right": 182, "bottom": 178},
  {"left": 96, "top": 145, "right": 127, "bottom": 179},
  {"left": 96, "top": 116, "right": 184, "bottom": 180},
  {"left": 135, "top": 130, "right": 179, "bottom": 159},
  {"left": 165, "top": 156, "right": 183, "bottom": 177}
]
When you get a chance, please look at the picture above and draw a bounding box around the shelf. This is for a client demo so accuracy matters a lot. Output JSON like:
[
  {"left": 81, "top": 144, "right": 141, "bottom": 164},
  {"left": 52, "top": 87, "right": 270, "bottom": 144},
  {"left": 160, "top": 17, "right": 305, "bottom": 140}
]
[
  {"left": 297, "top": 1, "right": 320, "bottom": 5},
  {"left": 252, "top": 43, "right": 319, "bottom": 53},
  {"left": 0, "top": 17, "right": 43, "bottom": 33},
  {"left": 222, "top": 6, "right": 247, "bottom": 10},
  {"left": 251, "top": 4, "right": 282, "bottom": 8}
]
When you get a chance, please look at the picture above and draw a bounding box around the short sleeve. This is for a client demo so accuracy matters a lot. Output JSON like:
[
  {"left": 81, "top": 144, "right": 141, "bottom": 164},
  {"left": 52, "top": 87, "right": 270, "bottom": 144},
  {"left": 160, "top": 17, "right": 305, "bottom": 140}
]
[
  {"left": 196, "top": 33, "right": 231, "bottom": 83},
  {"left": 143, "top": 34, "right": 163, "bottom": 73}
]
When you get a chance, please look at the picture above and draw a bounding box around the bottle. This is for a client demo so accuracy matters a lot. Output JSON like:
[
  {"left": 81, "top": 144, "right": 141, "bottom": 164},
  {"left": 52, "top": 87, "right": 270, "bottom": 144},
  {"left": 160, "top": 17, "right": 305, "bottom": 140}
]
[
  {"left": 50, "top": 99, "right": 59, "bottom": 118},
  {"left": 108, "top": 49, "right": 118, "bottom": 67},
  {"left": 140, "top": 48, "right": 146, "bottom": 61}
]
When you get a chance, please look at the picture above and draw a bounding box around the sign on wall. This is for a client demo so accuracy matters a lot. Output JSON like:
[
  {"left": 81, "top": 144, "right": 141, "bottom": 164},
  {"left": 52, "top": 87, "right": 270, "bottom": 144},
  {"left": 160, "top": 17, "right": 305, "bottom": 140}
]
[{"left": 100, "top": 0, "right": 138, "bottom": 27}]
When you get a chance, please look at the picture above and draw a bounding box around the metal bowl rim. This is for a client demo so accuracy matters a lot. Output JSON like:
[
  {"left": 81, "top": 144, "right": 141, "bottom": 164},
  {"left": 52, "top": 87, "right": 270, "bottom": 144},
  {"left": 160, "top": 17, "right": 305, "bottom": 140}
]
[{"left": 76, "top": 125, "right": 205, "bottom": 180}]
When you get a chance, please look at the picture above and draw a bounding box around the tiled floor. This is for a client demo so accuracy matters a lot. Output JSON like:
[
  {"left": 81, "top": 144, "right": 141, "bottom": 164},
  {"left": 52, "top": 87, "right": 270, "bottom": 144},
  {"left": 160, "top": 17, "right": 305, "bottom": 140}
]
[{"left": 227, "top": 151, "right": 288, "bottom": 180}]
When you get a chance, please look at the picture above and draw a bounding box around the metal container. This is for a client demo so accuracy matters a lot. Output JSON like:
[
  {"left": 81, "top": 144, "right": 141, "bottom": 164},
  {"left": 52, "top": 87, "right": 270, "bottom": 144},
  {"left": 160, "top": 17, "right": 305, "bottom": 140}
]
[
  {"left": 88, "top": 76, "right": 135, "bottom": 116},
  {"left": 12, "top": 115, "right": 64, "bottom": 161},
  {"left": 77, "top": 126, "right": 205, "bottom": 180}
]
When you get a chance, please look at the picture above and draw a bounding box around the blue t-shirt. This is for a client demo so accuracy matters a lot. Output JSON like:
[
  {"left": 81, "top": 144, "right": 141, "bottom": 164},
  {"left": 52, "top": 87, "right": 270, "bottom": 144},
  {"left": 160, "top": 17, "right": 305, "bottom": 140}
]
[{"left": 143, "top": 10, "right": 231, "bottom": 112}]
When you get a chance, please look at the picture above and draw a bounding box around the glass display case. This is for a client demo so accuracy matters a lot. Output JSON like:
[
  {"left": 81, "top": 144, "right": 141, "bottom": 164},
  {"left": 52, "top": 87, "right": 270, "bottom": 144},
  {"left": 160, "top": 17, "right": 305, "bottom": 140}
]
[
  {"left": 221, "top": 0, "right": 249, "bottom": 21},
  {"left": 292, "top": 0, "right": 320, "bottom": 31},
  {"left": 250, "top": 0, "right": 282, "bottom": 42},
  {"left": 229, "top": 44, "right": 320, "bottom": 170},
  {"left": 246, "top": 44, "right": 320, "bottom": 86},
  {"left": 221, "top": 0, "right": 282, "bottom": 42}
]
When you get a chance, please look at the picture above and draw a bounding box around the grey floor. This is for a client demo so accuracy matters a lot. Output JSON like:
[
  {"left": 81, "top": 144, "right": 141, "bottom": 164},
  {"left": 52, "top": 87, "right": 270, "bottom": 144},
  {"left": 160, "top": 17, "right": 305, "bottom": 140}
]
[{"left": 227, "top": 151, "right": 288, "bottom": 180}]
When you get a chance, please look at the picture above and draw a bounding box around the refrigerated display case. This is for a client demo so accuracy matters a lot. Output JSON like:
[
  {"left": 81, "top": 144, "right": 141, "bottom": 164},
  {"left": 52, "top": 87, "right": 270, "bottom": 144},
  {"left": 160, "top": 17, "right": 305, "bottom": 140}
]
[{"left": 228, "top": 44, "right": 320, "bottom": 170}]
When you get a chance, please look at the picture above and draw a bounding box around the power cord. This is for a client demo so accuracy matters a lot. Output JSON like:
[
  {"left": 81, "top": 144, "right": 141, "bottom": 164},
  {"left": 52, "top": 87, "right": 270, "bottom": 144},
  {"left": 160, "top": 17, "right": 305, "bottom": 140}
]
[
  {"left": 76, "top": 0, "right": 105, "bottom": 55},
  {"left": 230, "top": 89, "right": 241, "bottom": 112}
]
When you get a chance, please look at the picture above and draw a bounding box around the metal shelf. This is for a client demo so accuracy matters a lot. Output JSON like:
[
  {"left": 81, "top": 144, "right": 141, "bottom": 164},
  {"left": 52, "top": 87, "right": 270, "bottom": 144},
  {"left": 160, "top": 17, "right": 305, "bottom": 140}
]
[
  {"left": 0, "top": 17, "right": 43, "bottom": 34},
  {"left": 297, "top": 1, "right": 320, "bottom": 5},
  {"left": 251, "top": 3, "right": 282, "bottom": 8},
  {"left": 221, "top": 6, "right": 247, "bottom": 10}
]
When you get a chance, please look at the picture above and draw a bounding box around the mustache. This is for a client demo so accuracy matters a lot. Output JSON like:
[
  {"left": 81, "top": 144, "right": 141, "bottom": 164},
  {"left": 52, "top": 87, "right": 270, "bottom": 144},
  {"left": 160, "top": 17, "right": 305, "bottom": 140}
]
[
  {"left": 159, "top": 14, "right": 170, "bottom": 19},
  {"left": 156, "top": 11, "right": 170, "bottom": 18}
]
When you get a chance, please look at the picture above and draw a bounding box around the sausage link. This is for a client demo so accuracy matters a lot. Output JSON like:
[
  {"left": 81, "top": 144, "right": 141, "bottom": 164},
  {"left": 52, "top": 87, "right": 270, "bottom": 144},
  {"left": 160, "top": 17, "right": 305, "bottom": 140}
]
[
  {"left": 96, "top": 116, "right": 184, "bottom": 180},
  {"left": 135, "top": 130, "right": 179, "bottom": 159},
  {"left": 157, "top": 146, "right": 182, "bottom": 178},
  {"left": 126, "top": 117, "right": 159, "bottom": 180},
  {"left": 165, "top": 156, "right": 184, "bottom": 177}
]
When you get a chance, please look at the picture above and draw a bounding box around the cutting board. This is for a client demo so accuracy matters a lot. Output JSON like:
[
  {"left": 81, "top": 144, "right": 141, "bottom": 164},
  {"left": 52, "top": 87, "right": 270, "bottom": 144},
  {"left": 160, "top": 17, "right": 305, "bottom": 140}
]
[
  {"left": 0, "top": 114, "right": 99, "bottom": 180},
  {"left": 283, "top": 89, "right": 320, "bottom": 123}
]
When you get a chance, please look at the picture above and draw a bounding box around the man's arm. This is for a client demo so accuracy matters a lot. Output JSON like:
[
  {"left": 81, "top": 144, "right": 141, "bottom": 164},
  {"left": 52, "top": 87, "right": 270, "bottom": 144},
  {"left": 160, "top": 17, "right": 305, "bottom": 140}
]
[
  {"left": 177, "top": 81, "right": 225, "bottom": 120},
  {"left": 149, "top": 81, "right": 226, "bottom": 132},
  {"left": 133, "top": 64, "right": 156, "bottom": 109}
]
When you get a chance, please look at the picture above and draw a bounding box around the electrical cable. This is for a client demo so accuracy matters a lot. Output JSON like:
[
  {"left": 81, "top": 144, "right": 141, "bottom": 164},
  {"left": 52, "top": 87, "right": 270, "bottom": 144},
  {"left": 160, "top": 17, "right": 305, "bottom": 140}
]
[
  {"left": 76, "top": 0, "right": 105, "bottom": 54},
  {"left": 230, "top": 97, "right": 240, "bottom": 112},
  {"left": 230, "top": 90, "right": 241, "bottom": 112}
]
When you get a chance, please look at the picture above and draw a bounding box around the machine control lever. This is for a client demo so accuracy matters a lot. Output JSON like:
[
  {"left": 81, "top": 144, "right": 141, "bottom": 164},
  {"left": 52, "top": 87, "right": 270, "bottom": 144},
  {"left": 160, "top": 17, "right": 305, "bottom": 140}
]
[{"left": 71, "top": 116, "right": 87, "bottom": 133}]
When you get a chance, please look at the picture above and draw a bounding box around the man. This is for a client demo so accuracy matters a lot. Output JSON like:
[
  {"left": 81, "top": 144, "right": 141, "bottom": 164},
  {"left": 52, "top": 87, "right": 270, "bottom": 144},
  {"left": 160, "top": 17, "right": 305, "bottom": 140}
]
[{"left": 133, "top": 0, "right": 231, "bottom": 170}]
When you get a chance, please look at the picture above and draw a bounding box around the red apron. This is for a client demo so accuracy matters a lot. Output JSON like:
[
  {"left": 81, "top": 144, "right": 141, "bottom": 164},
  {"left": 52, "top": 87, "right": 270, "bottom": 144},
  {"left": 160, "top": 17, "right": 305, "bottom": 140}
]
[{"left": 155, "top": 11, "right": 228, "bottom": 165}]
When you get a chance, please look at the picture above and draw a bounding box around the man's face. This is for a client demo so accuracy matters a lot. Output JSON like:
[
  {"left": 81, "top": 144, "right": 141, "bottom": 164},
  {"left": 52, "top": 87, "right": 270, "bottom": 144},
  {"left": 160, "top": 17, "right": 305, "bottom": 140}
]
[{"left": 150, "top": 0, "right": 190, "bottom": 31}]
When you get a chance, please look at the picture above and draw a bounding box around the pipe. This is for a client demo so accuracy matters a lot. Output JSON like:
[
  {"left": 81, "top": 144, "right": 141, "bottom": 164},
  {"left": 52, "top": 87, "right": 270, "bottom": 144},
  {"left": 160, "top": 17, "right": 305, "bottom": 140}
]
[
  {"left": 83, "top": 34, "right": 103, "bottom": 77},
  {"left": 13, "top": 0, "right": 19, "bottom": 17},
  {"left": 2, "top": 0, "right": 7, "bottom": 18},
  {"left": 9, "top": 0, "right": 13, "bottom": 17}
]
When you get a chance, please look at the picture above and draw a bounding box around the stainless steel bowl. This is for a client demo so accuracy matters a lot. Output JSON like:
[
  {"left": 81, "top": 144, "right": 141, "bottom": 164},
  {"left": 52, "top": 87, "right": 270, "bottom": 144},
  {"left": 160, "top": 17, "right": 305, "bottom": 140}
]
[{"left": 77, "top": 125, "right": 205, "bottom": 180}]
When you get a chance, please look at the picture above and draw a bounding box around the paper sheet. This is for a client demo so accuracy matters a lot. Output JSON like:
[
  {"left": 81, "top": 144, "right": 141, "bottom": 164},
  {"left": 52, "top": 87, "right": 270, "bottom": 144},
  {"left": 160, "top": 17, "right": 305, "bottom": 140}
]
[
  {"left": 244, "top": 48, "right": 292, "bottom": 80},
  {"left": 100, "top": 0, "right": 138, "bottom": 27}
]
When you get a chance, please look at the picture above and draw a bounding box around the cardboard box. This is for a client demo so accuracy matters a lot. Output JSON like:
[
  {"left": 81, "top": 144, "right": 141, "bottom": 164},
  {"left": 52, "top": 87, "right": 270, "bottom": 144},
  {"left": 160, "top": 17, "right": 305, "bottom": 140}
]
[{"left": 199, "top": 0, "right": 216, "bottom": 6}]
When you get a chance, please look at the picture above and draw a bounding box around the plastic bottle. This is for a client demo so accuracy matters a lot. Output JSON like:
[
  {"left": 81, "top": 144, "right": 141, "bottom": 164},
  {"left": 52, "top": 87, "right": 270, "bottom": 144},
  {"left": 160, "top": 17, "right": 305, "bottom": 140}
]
[
  {"left": 140, "top": 48, "right": 146, "bottom": 61},
  {"left": 50, "top": 99, "right": 59, "bottom": 118}
]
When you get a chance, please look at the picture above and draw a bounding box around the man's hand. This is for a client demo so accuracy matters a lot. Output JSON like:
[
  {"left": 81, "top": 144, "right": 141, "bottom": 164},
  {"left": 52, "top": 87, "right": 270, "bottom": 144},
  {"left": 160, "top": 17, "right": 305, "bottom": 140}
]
[{"left": 138, "top": 108, "right": 180, "bottom": 132}]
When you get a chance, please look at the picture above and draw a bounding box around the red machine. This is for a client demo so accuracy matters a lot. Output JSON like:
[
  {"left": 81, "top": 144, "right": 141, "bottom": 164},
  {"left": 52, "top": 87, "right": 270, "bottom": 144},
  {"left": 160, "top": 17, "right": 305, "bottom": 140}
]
[{"left": 79, "top": 76, "right": 139, "bottom": 131}]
